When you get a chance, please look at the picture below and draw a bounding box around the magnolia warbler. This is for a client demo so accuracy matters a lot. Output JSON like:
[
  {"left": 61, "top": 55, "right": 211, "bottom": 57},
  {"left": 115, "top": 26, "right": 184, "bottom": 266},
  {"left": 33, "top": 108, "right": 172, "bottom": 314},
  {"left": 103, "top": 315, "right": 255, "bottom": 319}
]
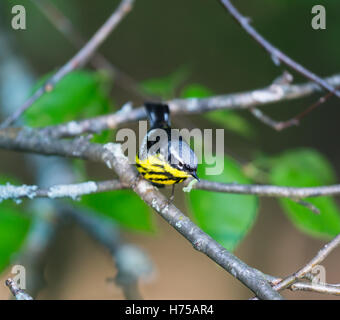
[{"left": 136, "top": 102, "right": 199, "bottom": 199}]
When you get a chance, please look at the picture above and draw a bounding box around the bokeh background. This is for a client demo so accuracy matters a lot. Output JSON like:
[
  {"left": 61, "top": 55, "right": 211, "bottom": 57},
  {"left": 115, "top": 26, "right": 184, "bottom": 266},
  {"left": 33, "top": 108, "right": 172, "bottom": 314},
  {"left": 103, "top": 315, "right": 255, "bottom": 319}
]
[{"left": 1, "top": 0, "right": 340, "bottom": 299}]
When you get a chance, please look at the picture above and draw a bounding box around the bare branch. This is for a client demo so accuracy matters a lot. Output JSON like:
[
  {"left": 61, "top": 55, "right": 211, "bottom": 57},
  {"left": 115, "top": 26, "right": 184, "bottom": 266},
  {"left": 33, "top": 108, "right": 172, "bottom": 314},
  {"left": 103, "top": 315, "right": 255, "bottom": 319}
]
[
  {"left": 3, "top": 174, "right": 340, "bottom": 206},
  {"left": 5, "top": 279, "right": 33, "bottom": 300},
  {"left": 290, "top": 199, "right": 320, "bottom": 215},
  {"left": 102, "top": 143, "right": 283, "bottom": 300},
  {"left": 218, "top": 0, "right": 340, "bottom": 98},
  {"left": 0, "top": 180, "right": 127, "bottom": 203},
  {"left": 62, "top": 205, "right": 152, "bottom": 300},
  {"left": 0, "top": 128, "right": 282, "bottom": 299},
  {"left": 0, "top": 0, "right": 135, "bottom": 128},
  {"left": 249, "top": 107, "right": 299, "bottom": 131},
  {"left": 192, "top": 179, "right": 340, "bottom": 199},
  {"left": 290, "top": 282, "right": 340, "bottom": 296},
  {"left": 274, "top": 89, "right": 337, "bottom": 131},
  {"left": 3, "top": 126, "right": 340, "bottom": 299},
  {"left": 273, "top": 233, "right": 340, "bottom": 292},
  {"left": 40, "top": 73, "right": 340, "bottom": 138}
]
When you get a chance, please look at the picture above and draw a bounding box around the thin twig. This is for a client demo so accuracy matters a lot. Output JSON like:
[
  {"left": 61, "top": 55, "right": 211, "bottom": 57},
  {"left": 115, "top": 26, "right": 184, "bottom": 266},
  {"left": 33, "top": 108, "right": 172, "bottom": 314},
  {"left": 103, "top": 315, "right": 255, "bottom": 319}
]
[
  {"left": 0, "top": 0, "right": 135, "bottom": 128},
  {"left": 251, "top": 233, "right": 340, "bottom": 299},
  {"left": 290, "top": 199, "right": 320, "bottom": 215},
  {"left": 219, "top": 0, "right": 340, "bottom": 98},
  {"left": 251, "top": 88, "right": 338, "bottom": 131},
  {"left": 273, "top": 233, "right": 340, "bottom": 292},
  {"left": 290, "top": 281, "right": 340, "bottom": 296},
  {"left": 192, "top": 179, "right": 340, "bottom": 199},
  {"left": 248, "top": 72, "right": 300, "bottom": 131},
  {"left": 250, "top": 107, "right": 299, "bottom": 131},
  {"left": 5, "top": 279, "right": 33, "bottom": 300},
  {"left": 274, "top": 89, "right": 337, "bottom": 131},
  {"left": 32, "top": 0, "right": 148, "bottom": 100}
]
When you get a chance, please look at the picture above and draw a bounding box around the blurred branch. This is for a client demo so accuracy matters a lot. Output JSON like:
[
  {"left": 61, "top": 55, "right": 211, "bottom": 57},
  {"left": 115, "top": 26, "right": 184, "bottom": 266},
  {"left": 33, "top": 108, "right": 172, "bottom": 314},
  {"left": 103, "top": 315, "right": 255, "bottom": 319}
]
[
  {"left": 0, "top": 29, "right": 62, "bottom": 299},
  {"left": 62, "top": 205, "right": 152, "bottom": 300},
  {"left": 218, "top": 0, "right": 340, "bottom": 99},
  {"left": 250, "top": 84, "right": 339, "bottom": 131},
  {"left": 15, "top": 205, "right": 60, "bottom": 298},
  {"left": 39, "top": 73, "right": 340, "bottom": 138},
  {"left": 32, "top": 0, "right": 148, "bottom": 100},
  {"left": 0, "top": 129, "right": 283, "bottom": 299},
  {"left": 5, "top": 278, "right": 33, "bottom": 300},
  {"left": 269, "top": 88, "right": 338, "bottom": 131},
  {"left": 249, "top": 107, "right": 298, "bottom": 131},
  {"left": 0, "top": 0, "right": 135, "bottom": 128}
]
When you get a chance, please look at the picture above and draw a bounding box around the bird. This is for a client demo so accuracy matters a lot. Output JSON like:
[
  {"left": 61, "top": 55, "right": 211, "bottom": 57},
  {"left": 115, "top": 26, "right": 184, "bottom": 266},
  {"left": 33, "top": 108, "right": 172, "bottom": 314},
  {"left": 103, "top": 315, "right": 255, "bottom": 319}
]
[{"left": 136, "top": 102, "right": 199, "bottom": 200}]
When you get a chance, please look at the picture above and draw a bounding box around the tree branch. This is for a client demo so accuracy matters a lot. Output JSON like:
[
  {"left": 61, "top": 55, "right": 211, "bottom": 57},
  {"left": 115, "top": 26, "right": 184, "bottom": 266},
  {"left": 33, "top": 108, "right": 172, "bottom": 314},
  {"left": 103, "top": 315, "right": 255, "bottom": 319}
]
[
  {"left": 0, "top": 0, "right": 135, "bottom": 128},
  {"left": 0, "top": 180, "right": 127, "bottom": 203},
  {"left": 273, "top": 233, "right": 340, "bottom": 292},
  {"left": 192, "top": 180, "right": 340, "bottom": 198},
  {"left": 39, "top": 73, "right": 340, "bottom": 138},
  {"left": 218, "top": 0, "right": 340, "bottom": 98},
  {"left": 3, "top": 177, "right": 340, "bottom": 204},
  {"left": 3, "top": 127, "right": 340, "bottom": 299},
  {"left": 290, "top": 281, "right": 340, "bottom": 296},
  {"left": 0, "top": 128, "right": 283, "bottom": 299},
  {"left": 250, "top": 233, "right": 340, "bottom": 299}
]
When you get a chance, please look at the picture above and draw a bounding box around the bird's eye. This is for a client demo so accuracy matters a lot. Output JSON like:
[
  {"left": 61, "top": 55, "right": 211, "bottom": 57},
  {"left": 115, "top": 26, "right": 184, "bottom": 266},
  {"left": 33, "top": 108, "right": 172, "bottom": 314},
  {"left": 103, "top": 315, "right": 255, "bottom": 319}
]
[{"left": 178, "top": 162, "right": 184, "bottom": 169}]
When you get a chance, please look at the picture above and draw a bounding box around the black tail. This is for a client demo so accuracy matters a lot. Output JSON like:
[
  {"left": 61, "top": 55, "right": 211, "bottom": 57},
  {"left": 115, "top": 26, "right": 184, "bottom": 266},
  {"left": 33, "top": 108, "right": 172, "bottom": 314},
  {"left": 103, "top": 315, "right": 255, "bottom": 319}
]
[{"left": 144, "top": 102, "right": 171, "bottom": 129}]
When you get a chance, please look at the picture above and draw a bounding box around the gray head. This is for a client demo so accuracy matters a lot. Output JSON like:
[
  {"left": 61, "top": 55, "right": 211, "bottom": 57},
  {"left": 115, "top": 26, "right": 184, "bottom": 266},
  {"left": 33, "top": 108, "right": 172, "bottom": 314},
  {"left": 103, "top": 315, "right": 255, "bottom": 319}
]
[{"left": 168, "top": 132, "right": 199, "bottom": 180}]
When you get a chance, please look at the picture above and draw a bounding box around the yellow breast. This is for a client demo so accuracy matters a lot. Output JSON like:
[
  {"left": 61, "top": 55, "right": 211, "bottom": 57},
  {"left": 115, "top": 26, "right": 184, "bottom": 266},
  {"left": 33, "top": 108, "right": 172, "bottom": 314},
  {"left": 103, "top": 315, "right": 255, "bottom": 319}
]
[{"left": 136, "top": 154, "right": 190, "bottom": 185}]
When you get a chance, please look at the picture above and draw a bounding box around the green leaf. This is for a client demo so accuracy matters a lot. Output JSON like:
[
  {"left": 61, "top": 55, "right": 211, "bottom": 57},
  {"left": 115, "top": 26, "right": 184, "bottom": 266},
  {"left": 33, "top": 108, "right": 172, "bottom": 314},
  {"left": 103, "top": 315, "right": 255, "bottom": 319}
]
[
  {"left": 270, "top": 148, "right": 340, "bottom": 239},
  {"left": 187, "top": 156, "right": 258, "bottom": 251},
  {"left": 24, "top": 70, "right": 112, "bottom": 127},
  {"left": 181, "top": 84, "right": 254, "bottom": 138},
  {"left": 141, "top": 67, "right": 190, "bottom": 99},
  {"left": 0, "top": 206, "right": 31, "bottom": 273},
  {"left": 205, "top": 111, "right": 254, "bottom": 138},
  {"left": 181, "top": 83, "right": 214, "bottom": 98},
  {"left": 0, "top": 177, "right": 31, "bottom": 273},
  {"left": 80, "top": 190, "right": 154, "bottom": 232}
]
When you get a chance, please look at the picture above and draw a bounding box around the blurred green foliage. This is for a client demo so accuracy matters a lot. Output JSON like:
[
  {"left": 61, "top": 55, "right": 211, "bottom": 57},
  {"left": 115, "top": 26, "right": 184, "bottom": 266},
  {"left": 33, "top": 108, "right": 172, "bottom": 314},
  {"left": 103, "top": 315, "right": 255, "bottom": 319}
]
[
  {"left": 270, "top": 149, "right": 340, "bottom": 239},
  {"left": 24, "top": 70, "right": 112, "bottom": 127},
  {"left": 80, "top": 190, "right": 154, "bottom": 232}
]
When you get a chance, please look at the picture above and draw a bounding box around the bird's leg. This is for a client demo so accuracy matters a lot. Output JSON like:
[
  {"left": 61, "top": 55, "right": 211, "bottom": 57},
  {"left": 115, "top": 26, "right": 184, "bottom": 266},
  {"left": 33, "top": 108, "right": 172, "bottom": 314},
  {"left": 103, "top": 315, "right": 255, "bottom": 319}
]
[{"left": 168, "top": 184, "right": 175, "bottom": 204}]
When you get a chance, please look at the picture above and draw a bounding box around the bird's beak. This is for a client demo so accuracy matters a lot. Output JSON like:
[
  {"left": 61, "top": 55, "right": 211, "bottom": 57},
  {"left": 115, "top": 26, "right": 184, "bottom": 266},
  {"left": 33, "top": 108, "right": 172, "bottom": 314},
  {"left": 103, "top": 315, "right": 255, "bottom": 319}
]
[{"left": 191, "top": 171, "right": 200, "bottom": 182}]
